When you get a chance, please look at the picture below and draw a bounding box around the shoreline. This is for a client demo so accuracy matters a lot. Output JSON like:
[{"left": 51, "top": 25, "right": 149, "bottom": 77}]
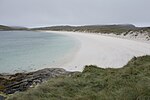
[
  {"left": 0, "top": 30, "right": 150, "bottom": 74},
  {"left": 45, "top": 30, "right": 150, "bottom": 44},
  {"left": 44, "top": 31, "right": 150, "bottom": 71},
  {"left": 0, "top": 31, "right": 80, "bottom": 74}
]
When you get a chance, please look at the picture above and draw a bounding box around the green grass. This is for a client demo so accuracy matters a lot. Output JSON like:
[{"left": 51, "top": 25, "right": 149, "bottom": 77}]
[{"left": 7, "top": 55, "right": 150, "bottom": 100}]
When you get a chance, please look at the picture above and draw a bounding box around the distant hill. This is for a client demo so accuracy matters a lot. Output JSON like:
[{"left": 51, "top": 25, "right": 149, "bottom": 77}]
[
  {"left": 31, "top": 24, "right": 150, "bottom": 41},
  {"left": 31, "top": 24, "right": 150, "bottom": 34},
  {"left": 1, "top": 24, "right": 150, "bottom": 40},
  {"left": 0, "top": 25, "right": 28, "bottom": 31},
  {"left": 1, "top": 24, "right": 150, "bottom": 34},
  {"left": 0, "top": 25, "right": 13, "bottom": 30}
]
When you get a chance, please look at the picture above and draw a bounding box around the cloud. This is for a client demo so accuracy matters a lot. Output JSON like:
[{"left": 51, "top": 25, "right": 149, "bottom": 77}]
[{"left": 0, "top": 0, "right": 150, "bottom": 27}]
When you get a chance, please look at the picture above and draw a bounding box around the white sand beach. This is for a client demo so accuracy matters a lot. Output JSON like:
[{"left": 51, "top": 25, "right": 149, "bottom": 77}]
[{"left": 46, "top": 31, "right": 150, "bottom": 71}]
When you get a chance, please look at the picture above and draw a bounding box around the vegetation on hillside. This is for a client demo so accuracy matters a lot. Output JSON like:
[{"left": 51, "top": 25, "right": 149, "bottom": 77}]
[
  {"left": 7, "top": 55, "right": 150, "bottom": 100},
  {"left": 31, "top": 24, "right": 150, "bottom": 35},
  {"left": 1, "top": 24, "right": 150, "bottom": 36}
]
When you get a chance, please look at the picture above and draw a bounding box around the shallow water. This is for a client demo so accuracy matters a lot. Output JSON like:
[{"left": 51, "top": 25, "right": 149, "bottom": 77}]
[{"left": 0, "top": 31, "right": 78, "bottom": 73}]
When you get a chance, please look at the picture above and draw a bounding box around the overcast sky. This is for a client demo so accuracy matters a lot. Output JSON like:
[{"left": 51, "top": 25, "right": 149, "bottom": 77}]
[{"left": 0, "top": 0, "right": 150, "bottom": 27}]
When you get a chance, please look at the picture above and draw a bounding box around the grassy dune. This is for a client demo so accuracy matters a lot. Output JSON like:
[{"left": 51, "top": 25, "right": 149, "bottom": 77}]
[{"left": 7, "top": 55, "right": 150, "bottom": 100}]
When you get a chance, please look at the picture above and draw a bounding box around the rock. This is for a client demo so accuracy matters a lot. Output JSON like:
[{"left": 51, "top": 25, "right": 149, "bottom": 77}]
[{"left": 0, "top": 68, "right": 71, "bottom": 94}]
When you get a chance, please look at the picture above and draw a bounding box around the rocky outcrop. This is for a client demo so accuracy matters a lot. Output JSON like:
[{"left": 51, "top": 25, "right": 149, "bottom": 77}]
[{"left": 0, "top": 68, "right": 73, "bottom": 94}]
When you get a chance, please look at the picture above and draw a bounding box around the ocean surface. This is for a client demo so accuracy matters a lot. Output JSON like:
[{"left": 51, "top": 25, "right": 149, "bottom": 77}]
[{"left": 0, "top": 31, "right": 78, "bottom": 73}]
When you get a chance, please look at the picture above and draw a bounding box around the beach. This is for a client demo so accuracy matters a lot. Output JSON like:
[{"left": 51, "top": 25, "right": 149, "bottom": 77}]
[{"left": 45, "top": 31, "right": 150, "bottom": 71}]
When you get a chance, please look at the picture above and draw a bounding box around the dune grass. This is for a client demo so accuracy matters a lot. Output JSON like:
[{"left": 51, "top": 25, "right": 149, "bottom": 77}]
[
  {"left": 7, "top": 55, "right": 150, "bottom": 100},
  {"left": 31, "top": 24, "right": 136, "bottom": 34}
]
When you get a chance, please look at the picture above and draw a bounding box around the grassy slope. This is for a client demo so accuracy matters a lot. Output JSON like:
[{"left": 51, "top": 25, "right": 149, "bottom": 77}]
[
  {"left": 7, "top": 55, "right": 150, "bottom": 100},
  {"left": 31, "top": 24, "right": 150, "bottom": 35},
  {"left": 31, "top": 24, "right": 137, "bottom": 34}
]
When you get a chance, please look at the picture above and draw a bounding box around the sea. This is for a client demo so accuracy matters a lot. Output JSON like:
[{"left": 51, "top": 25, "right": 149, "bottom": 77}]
[{"left": 0, "top": 31, "right": 78, "bottom": 73}]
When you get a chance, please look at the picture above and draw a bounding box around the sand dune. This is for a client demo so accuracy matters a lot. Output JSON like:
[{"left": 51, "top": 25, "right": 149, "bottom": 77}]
[{"left": 46, "top": 31, "right": 150, "bottom": 71}]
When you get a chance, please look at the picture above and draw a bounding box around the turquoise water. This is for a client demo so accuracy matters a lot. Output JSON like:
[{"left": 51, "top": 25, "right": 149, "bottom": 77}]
[{"left": 0, "top": 31, "right": 77, "bottom": 73}]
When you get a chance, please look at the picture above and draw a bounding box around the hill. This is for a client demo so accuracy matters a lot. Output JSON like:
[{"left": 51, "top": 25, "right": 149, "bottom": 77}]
[
  {"left": 31, "top": 24, "right": 137, "bottom": 33},
  {"left": 32, "top": 24, "right": 150, "bottom": 41},
  {"left": 0, "top": 25, "right": 13, "bottom": 31},
  {"left": 31, "top": 24, "right": 149, "bottom": 33},
  {"left": 0, "top": 25, "right": 28, "bottom": 31},
  {"left": 31, "top": 24, "right": 150, "bottom": 41}
]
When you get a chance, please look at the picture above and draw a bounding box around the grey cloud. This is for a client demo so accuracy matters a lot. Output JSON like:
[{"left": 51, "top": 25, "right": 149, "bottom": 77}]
[{"left": 0, "top": 0, "right": 150, "bottom": 27}]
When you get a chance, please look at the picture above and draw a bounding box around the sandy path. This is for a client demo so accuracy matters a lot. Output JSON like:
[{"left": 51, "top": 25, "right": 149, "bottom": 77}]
[{"left": 46, "top": 31, "right": 150, "bottom": 71}]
